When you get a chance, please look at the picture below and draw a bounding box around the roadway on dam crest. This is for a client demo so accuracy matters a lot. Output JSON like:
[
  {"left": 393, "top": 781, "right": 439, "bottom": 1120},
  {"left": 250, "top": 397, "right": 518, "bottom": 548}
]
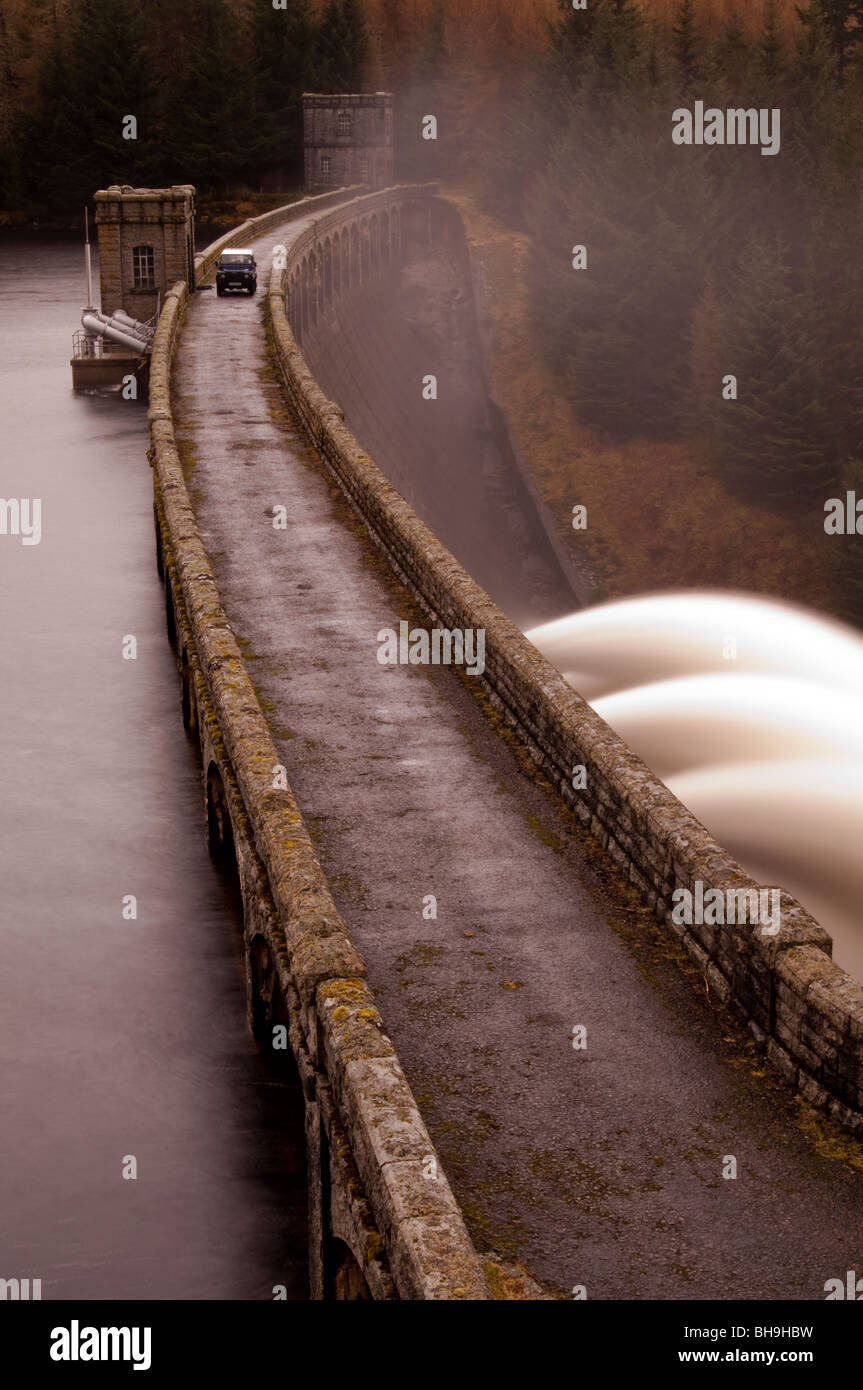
[{"left": 172, "top": 222, "right": 863, "bottom": 1299}]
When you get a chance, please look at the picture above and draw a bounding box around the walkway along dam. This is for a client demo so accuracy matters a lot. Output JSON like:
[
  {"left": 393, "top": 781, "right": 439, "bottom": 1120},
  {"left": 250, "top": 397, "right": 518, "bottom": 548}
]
[{"left": 147, "top": 184, "right": 863, "bottom": 1299}]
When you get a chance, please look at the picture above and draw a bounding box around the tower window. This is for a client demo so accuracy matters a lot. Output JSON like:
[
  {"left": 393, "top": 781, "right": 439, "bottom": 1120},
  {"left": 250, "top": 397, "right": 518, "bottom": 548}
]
[
  {"left": 338, "top": 110, "right": 352, "bottom": 135},
  {"left": 132, "top": 244, "right": 155, "bottom": 289},
  {"left": 360, "top": 155, "right": 370, "bottom": 182},
  {"left": 321, "top": 156, "right": 332, "bottom": 182}
]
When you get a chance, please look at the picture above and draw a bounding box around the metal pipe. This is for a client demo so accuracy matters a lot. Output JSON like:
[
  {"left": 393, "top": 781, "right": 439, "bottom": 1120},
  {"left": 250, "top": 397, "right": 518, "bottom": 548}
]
[
  {"left": 112, "top": 309, "right": 151, "bottom": 333},
  {"left": 80, "top": 313, "right": 150, "bottom": 355},
  {"left": 84, "top": 207, "right": 94, "bottom": 310}
]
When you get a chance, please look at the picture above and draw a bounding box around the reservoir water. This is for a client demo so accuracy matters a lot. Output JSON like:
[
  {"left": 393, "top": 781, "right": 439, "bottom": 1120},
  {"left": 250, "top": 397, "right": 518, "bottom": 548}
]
[{"left": 0, "top": 237, "right": 307, "bottom": 1299}]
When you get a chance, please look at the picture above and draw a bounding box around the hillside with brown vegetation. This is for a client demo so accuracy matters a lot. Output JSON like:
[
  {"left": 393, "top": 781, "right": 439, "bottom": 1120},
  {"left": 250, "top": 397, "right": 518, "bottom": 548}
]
[{"left": 450, "top": 189, "right": 834, "bottom": 609}]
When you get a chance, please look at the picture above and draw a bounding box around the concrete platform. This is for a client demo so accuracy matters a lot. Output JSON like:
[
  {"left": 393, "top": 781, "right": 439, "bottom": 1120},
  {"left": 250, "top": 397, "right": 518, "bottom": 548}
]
[{"left": 71, "top": 349, "right": 148, "bottom": 393}]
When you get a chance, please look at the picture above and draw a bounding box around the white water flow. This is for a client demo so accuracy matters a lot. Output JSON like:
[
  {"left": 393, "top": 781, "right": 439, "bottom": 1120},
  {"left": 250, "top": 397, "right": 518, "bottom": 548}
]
[{"left": 527, "top": 592, "right": 863, "bottom": 983}]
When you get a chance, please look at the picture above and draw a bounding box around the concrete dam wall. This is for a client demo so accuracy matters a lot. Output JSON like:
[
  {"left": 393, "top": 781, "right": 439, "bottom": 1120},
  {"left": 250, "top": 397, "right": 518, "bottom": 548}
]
[
  {"left": 143, "top": 182, "right": 863, "bottom": 1302},
  {"left": 266, "top": 186, "right": 863, "bottom": 1135},
  {"left": 298, "top": 196, "right": 580, "bottom": 628},
  {"left": 148, "top": 189, "right": 491, "bottom": 1301}
]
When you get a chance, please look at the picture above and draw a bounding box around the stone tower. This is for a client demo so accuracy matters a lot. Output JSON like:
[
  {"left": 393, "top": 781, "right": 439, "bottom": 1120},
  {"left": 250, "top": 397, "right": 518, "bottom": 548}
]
[
  {"left": 303, "top": 94, "right": 393, "bottom": 195},
  {"left": 93, "top": 185, "right": 196, "bottom": 322}
]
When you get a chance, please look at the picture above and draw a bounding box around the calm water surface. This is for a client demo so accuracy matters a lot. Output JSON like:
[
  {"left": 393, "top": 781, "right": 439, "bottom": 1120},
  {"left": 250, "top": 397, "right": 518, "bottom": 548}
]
[{"left": 0, "top": 238, "right": 307, "bottom": 1299}]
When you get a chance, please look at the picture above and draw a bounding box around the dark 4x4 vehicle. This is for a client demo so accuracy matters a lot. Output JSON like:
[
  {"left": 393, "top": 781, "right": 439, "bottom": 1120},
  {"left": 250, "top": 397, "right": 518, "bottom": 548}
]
[{"left": 216, "top": 249, "right": 257, "bottom": 296}]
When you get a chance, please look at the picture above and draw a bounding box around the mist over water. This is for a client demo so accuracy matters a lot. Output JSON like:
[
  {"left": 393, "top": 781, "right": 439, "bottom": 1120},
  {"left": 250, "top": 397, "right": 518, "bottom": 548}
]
[{"left": 527, "top": 593, "right": 863, "bottom": 984}]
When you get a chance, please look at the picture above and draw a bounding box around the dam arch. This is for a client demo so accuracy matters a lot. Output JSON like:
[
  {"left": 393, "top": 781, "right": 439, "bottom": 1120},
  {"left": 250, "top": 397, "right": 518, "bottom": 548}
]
[
  {"left": 179, "top": 644, "right": 199, "bottom": 738},
  {"left": 205, "top": 761, "right": 236, "bottom": 871}
]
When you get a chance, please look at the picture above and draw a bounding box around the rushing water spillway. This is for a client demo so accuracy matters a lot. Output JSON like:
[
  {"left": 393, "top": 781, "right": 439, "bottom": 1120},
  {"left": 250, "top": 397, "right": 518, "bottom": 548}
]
[{"left": 528, "top": 593, "right": 863, "bottom": 984}]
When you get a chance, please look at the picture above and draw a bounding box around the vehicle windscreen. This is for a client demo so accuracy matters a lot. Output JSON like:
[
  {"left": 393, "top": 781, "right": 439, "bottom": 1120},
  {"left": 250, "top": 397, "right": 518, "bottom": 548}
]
[{"left": 219, "top": 254, "right": 254, "bottom": 268}]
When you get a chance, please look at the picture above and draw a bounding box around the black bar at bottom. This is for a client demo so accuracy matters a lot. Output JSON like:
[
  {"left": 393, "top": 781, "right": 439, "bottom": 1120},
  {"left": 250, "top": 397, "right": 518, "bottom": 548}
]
[{"left": 4, "top": 1299, "right": 858, "bottom": 1377}]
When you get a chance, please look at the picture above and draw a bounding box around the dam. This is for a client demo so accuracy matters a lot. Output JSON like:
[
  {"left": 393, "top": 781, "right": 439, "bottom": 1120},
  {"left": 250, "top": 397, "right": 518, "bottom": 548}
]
[{"left": 143, "top": 183, "right": 863, "bottom": 1298}]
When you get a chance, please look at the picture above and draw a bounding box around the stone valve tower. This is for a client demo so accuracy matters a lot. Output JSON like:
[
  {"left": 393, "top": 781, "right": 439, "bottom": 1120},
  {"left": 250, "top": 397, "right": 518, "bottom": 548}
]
[
  {"left": 94, "top": 184, "right": 197, "bottom": 323},
  {"left": 71, "top": 184, "right": 196, "bottom": 392},
  {"left": 303, "top": 93, "right": 394, "bottom": 195}
]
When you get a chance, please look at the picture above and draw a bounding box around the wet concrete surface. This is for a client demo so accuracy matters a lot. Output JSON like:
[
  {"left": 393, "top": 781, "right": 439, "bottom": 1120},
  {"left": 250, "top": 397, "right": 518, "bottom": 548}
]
[{"left": 171, "top": 222, "right": 863, "bottom": 1299}]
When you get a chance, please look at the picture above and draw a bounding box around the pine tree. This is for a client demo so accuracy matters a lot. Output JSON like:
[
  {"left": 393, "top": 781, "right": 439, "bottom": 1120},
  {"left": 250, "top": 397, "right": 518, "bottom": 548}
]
[
  {"left": 250, "top": 0, "right": 314, "bottom": 177},
  {"left": 313, "top": 0, "right": 369, "bottom": 94},
  {"left": 549, "top": 0, "right": 601, "bottom": 76},
  {"left": 339, "top": 0, "right": 370, "bottom": 89},
  {"left": 0, "top": 0, "right": 22, "bottom": 210},
  {"left": 688, "top": 278, "right": 725, "bottom": 439},
  {"left": 479, "top": 63, "right": 557, "bottom": 227},
  {"left": 718, "top": 9, "right": 749, "bottom": 78},
  {"left": 378, "top": 0, "right": 404, "bottom": 79},
  {"left": 23, "top": 26, "right": 89, "bottom": 213},
  {"left": 759, "top": 0, "right": 784, "bottom": 83},
  {"left": 710, "top": 238, "right": 838, "bottom": 508},
  {"left": 550, "top": 0, "right": 646, "bottom": 83},
  {"left": 671, "top": 0, "right": 700, "bottom": 85},
  {"left": 157, "top": 0, "right": 247, "bottom": 195},
  {"left": 417, "top": 0, "right": 446, "bottom": 84},
  {"left": 799, "top": 0, "right": 863, "bottom": 83},
  {"left": 67, "top": 0, "right": 153, "bottom": 192},
  {"left": 527, "top": 98, "right": 704, "bottom": 438},
  {"left": 589, "top": 0, "right": 646, "bottom": 78}
]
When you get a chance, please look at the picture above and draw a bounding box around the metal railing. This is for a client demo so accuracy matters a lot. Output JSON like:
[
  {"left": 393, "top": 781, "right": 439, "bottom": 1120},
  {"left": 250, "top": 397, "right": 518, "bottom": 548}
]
[{"left": 72, "top": 331, "right": 103, "bottom": 359}]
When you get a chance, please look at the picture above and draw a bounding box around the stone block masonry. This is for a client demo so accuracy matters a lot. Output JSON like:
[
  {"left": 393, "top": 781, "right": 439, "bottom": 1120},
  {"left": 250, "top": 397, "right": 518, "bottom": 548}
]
[
  {"left": 303, "top": 93, "right": 394, "bottom": 195},
  {"left": 147, "top": 190, "right": 490, "bottom": 1301},
  {"left": 263, "top": 187, "right": 863, "bottom": 1137},
  {"left": 95, "top": 184, "right": 196, "bottom": 321}
]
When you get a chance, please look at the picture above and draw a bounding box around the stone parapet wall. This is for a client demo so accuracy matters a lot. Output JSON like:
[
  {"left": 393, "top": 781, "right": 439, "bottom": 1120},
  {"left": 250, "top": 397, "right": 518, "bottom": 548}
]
[
  {"left": 264, "top": 188, "right": 863, "bottom": 1136},
  {"left": 147, "top": 272, "right": 490, "bottom": 1300},
  {"left": 193, "top": 188, "right": 366, "bottom": 285}
]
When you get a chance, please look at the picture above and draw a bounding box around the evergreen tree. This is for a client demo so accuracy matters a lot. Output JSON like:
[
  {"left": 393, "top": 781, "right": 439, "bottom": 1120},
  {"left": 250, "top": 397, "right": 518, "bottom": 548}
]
[
  {"left": 710, "top": 238, "right": 838, "bottom": 508},
  {"left": 589, "top": 0, "right": 646, "bottom": 78},
  {"left": 549, "top": 0, "right": 601, "bottom": 77},
  {"left": 671, "top": 0, "right": 700, "bottom": 85},
  {"left": 688, "top": 278, "right": 725, "bottom": 438},
  {"left": 479, "top": 64, "right": 557, "bottom": 227},
  {"left": 645, "top": 24, "right": 661, "bottom": 87},
  {"left": 550, "top": 0, "right": 645, "bottom": 83},
  {"left": 799, "top": 0, "right": 863, "bottom": 83},
  {"left": 313, "top": 0, "right": 369, "bottom": 94},
  {"left": 67, "top": 0, "right": 153, "bottom": 193},
  {"left": 417, "top": 0, "right": 446, "bottom": 84},
  {"left": 397, "top": 0, "right": 451, "bottom": 179},
  {"left": 0, "top": 0, "right": 22, "bottom": 209},
  {"left": 378, "top": 0, "right": 404, "bottom": 79},
  {"left": 157, "top": 0, "right": 248, "bottom": 195},
  {"left": 701, "top": 7, "right": 754, "bottom": 105},
  {"left": 759, "top": 0, "right": 784, "bottom": 83},
  {"left": 528, "top": 96, "right": 705, "bottom": 437},
  {"left": 717, "top": 9, "right": 749, "bottom": 81},
  {"left": 341, "top": 0, "right": 370, "bottom": 86},
  {"left": 23, "top": 27, "right": 88, "bottom": 213},
  {"left": 250, "top": 0, "right": 314, "bottom": 177}
]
